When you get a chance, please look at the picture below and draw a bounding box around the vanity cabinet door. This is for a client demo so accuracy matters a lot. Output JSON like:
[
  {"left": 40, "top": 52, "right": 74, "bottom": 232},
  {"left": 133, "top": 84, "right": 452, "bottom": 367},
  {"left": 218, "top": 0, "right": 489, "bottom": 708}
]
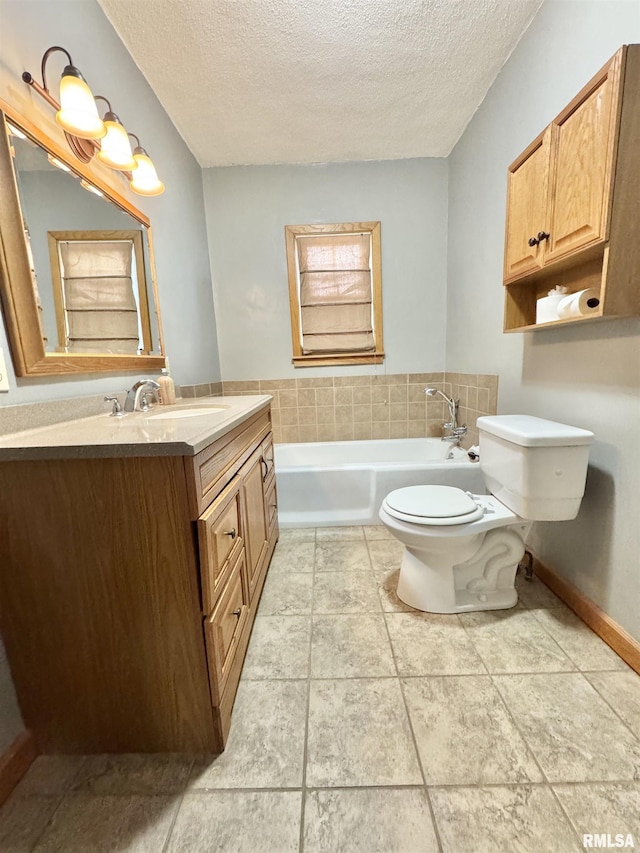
[
  {"left": 546, "top": 54, "right": 622, "bottom": 263},
  {"left": 241, "top": 447, "right": 269, "bottom": 601},
  {"left": 503, "top": 128, "right": 551, "bottom": 282},
  {"left": 198, "top": 479, "right": 244, "bottom": 612},
  {"left": 204, "top": 550, "right": 250, "bottom": 705}
]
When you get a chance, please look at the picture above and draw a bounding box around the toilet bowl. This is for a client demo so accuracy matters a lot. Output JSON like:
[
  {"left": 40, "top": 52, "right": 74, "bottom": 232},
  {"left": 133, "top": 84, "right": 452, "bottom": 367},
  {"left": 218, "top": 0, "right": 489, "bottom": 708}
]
[{"left": 379, "top": 415, "right": 594, "bottom": 614}]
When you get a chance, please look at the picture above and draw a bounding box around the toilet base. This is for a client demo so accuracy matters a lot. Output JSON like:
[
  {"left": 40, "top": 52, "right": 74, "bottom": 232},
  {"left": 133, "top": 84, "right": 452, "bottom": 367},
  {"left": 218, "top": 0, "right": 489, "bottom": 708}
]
[{"left": 396, "top": 527, "right": 526, "bottom": 614}]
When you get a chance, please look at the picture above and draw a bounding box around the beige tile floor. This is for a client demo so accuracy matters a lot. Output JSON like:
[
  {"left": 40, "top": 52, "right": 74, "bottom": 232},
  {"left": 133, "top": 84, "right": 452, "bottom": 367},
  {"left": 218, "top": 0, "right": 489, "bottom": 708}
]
[{"left": 2, "top": 526, "right": 639, "bottom": 852}]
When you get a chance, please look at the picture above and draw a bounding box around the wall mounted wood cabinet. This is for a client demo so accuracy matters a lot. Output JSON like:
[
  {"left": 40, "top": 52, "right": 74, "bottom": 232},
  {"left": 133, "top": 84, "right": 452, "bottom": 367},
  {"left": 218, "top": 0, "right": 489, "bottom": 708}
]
[
  {"left": 0, "top": 406, "right": 278, "bottom": 754},
  {"left": 503, "top": 44, "right": 640, "bottom": 332}
]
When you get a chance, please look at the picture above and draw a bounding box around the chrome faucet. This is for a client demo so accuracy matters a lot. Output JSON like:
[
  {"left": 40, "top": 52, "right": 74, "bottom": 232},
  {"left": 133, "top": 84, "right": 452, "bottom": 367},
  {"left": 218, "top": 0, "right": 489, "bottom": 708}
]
[
  {"left": 424, "top": 387, "right": 468, "bottom": 446},
  {"left": 123, "top": 379, "right": 161, "bottom": 413}
]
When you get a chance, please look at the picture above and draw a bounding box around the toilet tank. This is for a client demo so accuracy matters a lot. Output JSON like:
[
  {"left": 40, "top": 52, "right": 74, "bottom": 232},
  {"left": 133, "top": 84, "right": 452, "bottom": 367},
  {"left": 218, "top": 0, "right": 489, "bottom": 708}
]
[{"left": 477, "top": 415, "right": 594, "bottom": 521}]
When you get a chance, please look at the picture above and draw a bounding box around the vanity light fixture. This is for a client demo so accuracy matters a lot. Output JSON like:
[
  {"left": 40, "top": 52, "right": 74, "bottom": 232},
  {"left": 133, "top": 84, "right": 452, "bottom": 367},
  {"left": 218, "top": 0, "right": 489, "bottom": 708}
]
[
  {"left": 47, "top": 153, "right": 72, "bottom": 173},
  {"left": 128, "top": 134, "right": 165, "bottom": 197},
  {"left": 6, "top": 122, "right": 27, "bottom": 140},
  {"left": 95, "top": 97, "right": 135, "bottom": 171},
  {"left": 22, "top": 46, "right": 105, "bottom": 139},
  {"left": 21, "top": 46, "right": 165, "bottom": 196},
  {"left": 80, "top": 178, "right": 104, "bottom": 197}
]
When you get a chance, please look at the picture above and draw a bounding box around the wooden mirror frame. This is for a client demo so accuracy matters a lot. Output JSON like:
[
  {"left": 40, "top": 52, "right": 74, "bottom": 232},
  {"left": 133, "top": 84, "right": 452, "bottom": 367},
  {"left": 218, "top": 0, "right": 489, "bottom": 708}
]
[{"left": 0, "top": 98, "right": 165, "bottom": 376}]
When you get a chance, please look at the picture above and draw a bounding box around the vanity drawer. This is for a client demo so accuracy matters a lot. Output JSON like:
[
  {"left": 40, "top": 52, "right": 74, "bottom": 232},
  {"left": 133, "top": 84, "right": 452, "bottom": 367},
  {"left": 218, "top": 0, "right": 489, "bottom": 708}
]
[
  {"left": 261, "top": 434, "right": 275, "bottom": 484},
  {"left": 265, "top": 478, "right": 278, "bottom": 534},
  {"left": 204, "top": 549, "right": 249, "bottom": 706},
  {"left": 198, "top": 480, "right": 243, "bottom": 612},
  {"left": 189, "top": 411, "right": 272, "bottom": 516}
]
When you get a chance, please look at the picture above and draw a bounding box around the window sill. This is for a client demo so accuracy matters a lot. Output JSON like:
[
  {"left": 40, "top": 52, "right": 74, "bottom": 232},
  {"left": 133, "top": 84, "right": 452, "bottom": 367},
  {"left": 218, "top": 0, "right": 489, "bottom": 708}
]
[{"left": 292, "top": 352, "right": 385, "bottom": 368}]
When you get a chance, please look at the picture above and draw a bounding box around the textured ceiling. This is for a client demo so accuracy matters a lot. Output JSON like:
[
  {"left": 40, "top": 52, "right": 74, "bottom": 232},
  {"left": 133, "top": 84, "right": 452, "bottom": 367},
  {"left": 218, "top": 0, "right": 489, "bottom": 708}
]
[{"left": 98, "top": 0, "right": 542, "bottom": 167}]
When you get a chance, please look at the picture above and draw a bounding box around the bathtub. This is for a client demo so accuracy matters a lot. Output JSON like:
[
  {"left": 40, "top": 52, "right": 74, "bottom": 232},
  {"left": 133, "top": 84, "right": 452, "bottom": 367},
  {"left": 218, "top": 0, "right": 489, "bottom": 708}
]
[{"left": 275, "top": 438, "right": 485, "bottom": 527}]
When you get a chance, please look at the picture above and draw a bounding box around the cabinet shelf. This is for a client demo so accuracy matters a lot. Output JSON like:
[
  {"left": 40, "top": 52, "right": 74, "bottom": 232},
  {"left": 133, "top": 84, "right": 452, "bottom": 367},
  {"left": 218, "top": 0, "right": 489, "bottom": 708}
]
[{"left": 502, "top": 44, "right": 640, "bottom": 332}]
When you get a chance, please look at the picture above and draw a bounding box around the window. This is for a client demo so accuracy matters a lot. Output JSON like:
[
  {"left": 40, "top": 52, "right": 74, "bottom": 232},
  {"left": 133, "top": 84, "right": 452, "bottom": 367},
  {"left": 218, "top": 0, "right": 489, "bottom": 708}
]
[
  {"left": 47, "top": 230, "right": 151, "bottom": 354},
  {"left": 285, "top": 221, "right": 384, "bottom": 367}
]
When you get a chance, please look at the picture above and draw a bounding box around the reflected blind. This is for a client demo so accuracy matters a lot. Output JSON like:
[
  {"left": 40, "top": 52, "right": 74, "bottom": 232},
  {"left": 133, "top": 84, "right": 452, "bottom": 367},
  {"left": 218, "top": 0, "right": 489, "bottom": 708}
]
[
  {"left": 59, "top": 240, "right": 139, "bottom": 354},
  {"left": 297, "top": 233, "right": 375, "bottom": 354}
]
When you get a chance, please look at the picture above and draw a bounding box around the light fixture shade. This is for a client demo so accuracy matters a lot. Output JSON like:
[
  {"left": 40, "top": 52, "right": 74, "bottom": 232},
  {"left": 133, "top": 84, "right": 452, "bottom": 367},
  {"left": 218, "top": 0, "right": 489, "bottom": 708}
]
[
  {"left": 130, "top": 149, "right": 165, "bottom": 196},
  {"left": 97, "top": 112, "right": 135, "bottom": 170},
  {"left": 56, "top": 66, "right": 106, "bottom": 139}
]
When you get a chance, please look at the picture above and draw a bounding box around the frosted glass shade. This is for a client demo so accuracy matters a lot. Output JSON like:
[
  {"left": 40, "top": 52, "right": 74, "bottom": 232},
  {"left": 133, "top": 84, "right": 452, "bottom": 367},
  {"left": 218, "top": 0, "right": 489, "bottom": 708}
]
[
  {"left": 130, "top": 151, "right": 165, "bottom": 196},
  {"left": 97, "top": 115, "right": 135, "bottom": 170},
  {"left": 56, "top": 70, "right": 106, "bottom": 139}
]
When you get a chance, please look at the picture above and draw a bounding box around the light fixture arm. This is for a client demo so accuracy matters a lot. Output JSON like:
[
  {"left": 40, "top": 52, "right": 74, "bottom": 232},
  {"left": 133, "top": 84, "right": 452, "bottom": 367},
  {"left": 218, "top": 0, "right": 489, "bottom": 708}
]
[{"left": 40, "top": 46, "right": 73, "bottom": 92}]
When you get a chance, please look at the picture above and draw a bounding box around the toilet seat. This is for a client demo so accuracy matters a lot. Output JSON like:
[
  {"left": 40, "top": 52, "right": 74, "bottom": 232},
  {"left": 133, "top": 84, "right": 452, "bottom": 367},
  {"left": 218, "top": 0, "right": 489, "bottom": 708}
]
[{"left": 382, "top": 485, "right": 486, "bottom": 526}]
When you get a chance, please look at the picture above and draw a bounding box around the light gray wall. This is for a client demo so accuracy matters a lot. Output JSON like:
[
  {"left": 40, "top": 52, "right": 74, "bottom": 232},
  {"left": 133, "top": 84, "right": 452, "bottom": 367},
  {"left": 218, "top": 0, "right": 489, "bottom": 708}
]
[
  {"left": 0, "top": 0, "right": 220, "bottom": 402},
  {"left": 447, "top": 0, "right": 640, "bottom": 640},
  {"left": 202, "top": 159, "right": 448, "bottom": 379}
]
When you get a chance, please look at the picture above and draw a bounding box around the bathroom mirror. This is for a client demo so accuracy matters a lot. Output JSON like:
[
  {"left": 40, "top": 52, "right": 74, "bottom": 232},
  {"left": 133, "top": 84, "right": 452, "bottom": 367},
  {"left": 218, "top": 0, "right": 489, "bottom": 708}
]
[{"left": 0, "top": 101, "right": 165, "bottom": 376}]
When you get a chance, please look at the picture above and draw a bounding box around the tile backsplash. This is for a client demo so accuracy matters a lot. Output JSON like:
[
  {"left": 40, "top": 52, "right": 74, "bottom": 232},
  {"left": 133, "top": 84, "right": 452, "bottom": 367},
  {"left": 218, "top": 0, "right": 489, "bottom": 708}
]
[
  {"left": 222, "top": 372, "right": 498, "bottom": 446},
  {"left": 0, "top": 374, "right": 496, "bottom": 445}
]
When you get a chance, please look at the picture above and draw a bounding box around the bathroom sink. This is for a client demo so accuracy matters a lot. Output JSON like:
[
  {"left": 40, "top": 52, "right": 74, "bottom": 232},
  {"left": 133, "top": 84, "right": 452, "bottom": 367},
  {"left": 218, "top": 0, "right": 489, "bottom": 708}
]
[{"left": 148, "top": 406, "right": 228, "bottom": 420}]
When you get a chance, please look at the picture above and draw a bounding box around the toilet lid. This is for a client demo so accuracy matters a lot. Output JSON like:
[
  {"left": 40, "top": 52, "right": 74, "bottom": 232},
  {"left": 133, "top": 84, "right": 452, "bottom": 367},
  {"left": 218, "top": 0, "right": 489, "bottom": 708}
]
[{"left": 383, "top": 485, "right": 485, "bottom": 526}]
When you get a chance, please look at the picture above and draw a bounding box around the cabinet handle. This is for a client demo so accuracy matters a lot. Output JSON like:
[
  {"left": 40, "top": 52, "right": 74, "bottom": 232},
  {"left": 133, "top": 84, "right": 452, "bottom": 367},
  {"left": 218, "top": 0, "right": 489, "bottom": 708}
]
[
  {"left": 528, "top": 231, "right": 550, "bottom": 248},
  {"left": 261, "top": 459, "right": 269, "bottom": 480},
  {"left": 232, "top": 609, "right": 242, "bottom": 617},
  {"left": 223, "top": 528, "right": 236, "bottom": 539}
]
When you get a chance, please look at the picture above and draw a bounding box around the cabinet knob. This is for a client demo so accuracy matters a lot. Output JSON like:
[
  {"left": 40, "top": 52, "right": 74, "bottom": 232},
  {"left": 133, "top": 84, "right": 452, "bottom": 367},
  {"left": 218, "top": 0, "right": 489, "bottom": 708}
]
[
  {"left": 223, "top": 528, "right": 237, "bottom": 539},
  {"left": 232, "top": 609, "right": 242, "bottom": 617},
  {"left": 528, "top": 235, "right": 539, "bottom": 247},
  {"left": 537, "top": 231, "right": 550, "bottom": 243}
]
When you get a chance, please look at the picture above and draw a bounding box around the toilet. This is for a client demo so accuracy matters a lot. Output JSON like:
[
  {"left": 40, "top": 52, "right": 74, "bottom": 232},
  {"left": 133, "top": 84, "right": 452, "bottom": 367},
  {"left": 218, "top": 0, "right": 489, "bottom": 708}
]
[{"left": 379, "top": 415, "right": 594, "bottom": 614}]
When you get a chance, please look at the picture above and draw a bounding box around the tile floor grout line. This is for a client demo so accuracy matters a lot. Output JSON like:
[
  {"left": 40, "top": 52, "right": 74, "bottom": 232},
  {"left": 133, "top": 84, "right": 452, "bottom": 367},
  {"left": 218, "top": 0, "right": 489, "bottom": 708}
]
[
  {"left": 364, "top": 531, "right": 445, "bottom": 853},
  {"left": 298, "top": 528, "right": 318, "bottom": 853},
  {"left": 456, "top": 606, "right": 577, "bottom": 676},
  {"left": 160, "top": 764, "right": 194, "bottom": 853},
  {"left": 517, "top": 605, "right": 606, "bottom": 674},
  {"left": 21, "top": 754, "right": 89, "bottom": 851},
  {"left": 546, "top": 780, "right": 592, "bottom": 850},
  {"left": 488, "top": 669, "right": 557, "bottom": 787},
  {"left": 580, "top": 671, "right": 640, "bottom": 745},
  {"left": 24, "top": 792, "right": 69, "bottom": 851}
]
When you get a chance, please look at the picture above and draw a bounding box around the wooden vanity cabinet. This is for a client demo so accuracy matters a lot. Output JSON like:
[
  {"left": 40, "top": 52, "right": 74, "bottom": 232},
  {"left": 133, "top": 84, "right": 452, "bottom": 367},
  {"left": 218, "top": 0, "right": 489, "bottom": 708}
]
[
  {"left": 503, "top": 44, "right": 640, "bottom": 331},
  {"left": 0, "top": 405, "right": 278, "bottom": 755}
]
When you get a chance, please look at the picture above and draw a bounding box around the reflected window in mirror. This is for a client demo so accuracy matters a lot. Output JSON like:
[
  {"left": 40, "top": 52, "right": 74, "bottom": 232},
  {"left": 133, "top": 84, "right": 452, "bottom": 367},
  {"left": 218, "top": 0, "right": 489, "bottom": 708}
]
[{"left": 47, "top": 230, "right": 153, "bottom": 354}]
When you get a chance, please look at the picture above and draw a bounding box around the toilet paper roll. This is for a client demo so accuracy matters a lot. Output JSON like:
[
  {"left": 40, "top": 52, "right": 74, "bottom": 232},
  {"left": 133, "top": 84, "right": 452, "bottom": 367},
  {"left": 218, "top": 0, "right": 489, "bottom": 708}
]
[
  {"left": 557, "top": 289, "right": 601, "bottom": 320},
  {"left": 536, "top": 293, "right": 567, "bottom": 324}
]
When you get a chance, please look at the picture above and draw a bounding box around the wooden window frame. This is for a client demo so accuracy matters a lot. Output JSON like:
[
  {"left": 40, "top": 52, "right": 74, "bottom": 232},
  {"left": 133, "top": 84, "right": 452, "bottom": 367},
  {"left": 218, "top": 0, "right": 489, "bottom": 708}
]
[
  {"left": 47, "top": 230, "right": 153, "bottom": 355},
  {"left": 285, "top": 221, "right": 384, "bottom": 367}
]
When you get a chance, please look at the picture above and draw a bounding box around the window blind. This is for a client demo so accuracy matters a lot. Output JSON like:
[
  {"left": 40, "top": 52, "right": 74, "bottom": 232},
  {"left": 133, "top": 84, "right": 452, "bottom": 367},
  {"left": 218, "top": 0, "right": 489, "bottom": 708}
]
[
  {"left": 59, "top": 240, "right": 140, "bottom": 354},
  {"left": 297, "top": 233, "right": 375, "bottom": 354}
]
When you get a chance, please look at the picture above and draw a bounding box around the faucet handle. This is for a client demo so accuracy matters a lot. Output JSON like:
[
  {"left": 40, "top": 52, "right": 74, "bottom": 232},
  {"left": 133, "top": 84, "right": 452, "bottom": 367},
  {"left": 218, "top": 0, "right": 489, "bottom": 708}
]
[{"left": 104, "top": 395, "right": 124, "bottom": 417}]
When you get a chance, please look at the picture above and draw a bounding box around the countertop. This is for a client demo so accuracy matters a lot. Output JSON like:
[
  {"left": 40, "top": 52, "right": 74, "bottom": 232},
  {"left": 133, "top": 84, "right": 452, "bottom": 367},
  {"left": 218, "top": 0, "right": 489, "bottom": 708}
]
[{"left": 0, "top": 396, "right": 272, "bottom": 460}]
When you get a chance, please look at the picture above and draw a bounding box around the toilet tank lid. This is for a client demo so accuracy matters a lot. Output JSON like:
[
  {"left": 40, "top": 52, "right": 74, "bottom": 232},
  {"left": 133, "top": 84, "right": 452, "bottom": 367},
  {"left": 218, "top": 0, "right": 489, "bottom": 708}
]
[{"left": 477, "top": 415, "right": 594, "bottom": 447}]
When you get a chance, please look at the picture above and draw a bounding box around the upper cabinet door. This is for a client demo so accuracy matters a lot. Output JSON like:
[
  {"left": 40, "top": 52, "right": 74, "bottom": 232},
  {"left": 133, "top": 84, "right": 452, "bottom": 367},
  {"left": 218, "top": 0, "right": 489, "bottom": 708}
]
[
  {"left": 546, "top": 53, "right": 623, "bottom": 263},
  {"left": 504, "top": 128, "right": 551, "bottom": 282}
]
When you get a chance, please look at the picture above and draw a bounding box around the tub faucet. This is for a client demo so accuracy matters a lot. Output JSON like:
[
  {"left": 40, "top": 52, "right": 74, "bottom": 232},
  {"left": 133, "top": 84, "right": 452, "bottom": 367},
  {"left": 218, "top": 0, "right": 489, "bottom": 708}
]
[
  {"left": 425, "top": 387, "right": 467, "bottom": 445},
  {"left": 124, "top": 379, "right": 161, "bottom": 412}
]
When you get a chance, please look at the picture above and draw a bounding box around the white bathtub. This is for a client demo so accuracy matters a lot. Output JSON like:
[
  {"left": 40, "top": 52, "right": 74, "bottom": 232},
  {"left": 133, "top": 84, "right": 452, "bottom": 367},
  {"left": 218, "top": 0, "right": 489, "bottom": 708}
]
[{"left": 275, "top": 438, "right": 485, "bottom": 527}]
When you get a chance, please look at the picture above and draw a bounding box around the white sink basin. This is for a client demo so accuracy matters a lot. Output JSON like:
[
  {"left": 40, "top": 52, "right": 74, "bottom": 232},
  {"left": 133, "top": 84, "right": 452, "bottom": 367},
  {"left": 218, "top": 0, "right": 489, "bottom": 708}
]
[{"left": 148, "top": 407, "right": 228, "bottom": 420}]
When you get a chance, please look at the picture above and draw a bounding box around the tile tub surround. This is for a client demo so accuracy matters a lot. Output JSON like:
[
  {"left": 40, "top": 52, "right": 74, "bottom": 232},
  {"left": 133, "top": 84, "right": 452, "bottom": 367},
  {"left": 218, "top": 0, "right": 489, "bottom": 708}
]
[
  {"left": 222, "top": 372, "right": 498, "bottom": 445},
  {"left": 2, "top": 528, "right": 638, "bottom": 851}
]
